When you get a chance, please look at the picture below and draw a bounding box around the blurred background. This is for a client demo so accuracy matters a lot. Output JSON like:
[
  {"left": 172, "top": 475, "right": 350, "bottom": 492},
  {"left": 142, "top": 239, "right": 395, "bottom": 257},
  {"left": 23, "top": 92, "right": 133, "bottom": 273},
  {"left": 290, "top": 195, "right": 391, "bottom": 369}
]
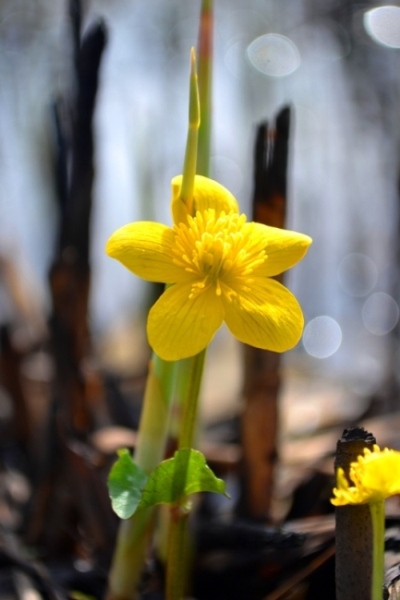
[
  {"left": 2, "top": 0, "right": 400, "bottom": 422},
  {"left": 2, "top": 1, "right": 400, "bottom": 597}
]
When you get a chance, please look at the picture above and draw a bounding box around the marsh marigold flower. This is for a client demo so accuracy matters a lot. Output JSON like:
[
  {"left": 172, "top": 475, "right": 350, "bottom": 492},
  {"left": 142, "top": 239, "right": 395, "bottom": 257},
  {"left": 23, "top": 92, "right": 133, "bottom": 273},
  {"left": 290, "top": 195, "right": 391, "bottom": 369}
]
[
  {"left": 106, "top": 175, "right": 312, "bottom": 361},
  {"left": 332, "top": 444, "right": 400, "bottom": 506}
]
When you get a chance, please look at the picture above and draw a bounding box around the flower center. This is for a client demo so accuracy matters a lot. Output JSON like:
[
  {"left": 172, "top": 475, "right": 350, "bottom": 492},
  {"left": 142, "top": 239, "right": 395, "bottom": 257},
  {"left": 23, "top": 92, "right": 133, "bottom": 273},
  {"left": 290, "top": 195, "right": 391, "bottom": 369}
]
[{"left": 172, "top": 209, "right": 267, "bottom": 299}]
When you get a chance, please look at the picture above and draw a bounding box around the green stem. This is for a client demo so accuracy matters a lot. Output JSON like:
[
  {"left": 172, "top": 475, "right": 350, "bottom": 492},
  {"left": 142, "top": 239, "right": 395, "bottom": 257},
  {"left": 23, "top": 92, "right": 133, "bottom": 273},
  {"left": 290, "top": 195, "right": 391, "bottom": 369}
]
[
  {"left": 107, "top": 355, "right": 177, "bottom": 600},
  {"left": 178, "top": 350, "right": 206, "bottom": 449},
  {"left": 369, "top": 500, "right": 385, "bottom": 600},
  {"left": 166, "top": 350, "right": 206, "bottom": 600},
  {"left": 106, "top": 509, "right": 155, "bottom": 600},
  {"left": 166, "top": 509, "right": 190, "bottom": 600},
  {"left": 135, "top": 355, "right": 176, "bottom": 470},
  {"left": 197, "top": 0, "right": 213, "bottom": 176},
  {"left": 180, "top": 48, "right": 200, "bottom": 212}
]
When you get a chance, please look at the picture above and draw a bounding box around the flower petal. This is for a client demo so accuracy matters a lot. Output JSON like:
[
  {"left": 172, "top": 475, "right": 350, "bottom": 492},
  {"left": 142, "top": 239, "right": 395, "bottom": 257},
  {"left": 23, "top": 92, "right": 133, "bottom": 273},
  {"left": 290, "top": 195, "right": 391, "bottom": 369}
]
[
  {"left": 358, "top": 449, "right": 400, "bottom": 499},
  {"left": 331, "top": 446, "right": 400, "bottom": 506},
  {"left": 106, "top": 222, "right": 185, "bottom": 283},
  {"left": 147, "top": 283, "right": 224, "bottom": 361},
  {"left": 331, "top": 468, "right": 366, "bottom": 505},
  {"left": 222, "top": 278, "right": 304, "bottom": 352},
  {"left": 249, "top": 223, "right": 312, "bottom": 277},
  {"left": 171, "top": 175, "right": 239, "bottom": 224}
]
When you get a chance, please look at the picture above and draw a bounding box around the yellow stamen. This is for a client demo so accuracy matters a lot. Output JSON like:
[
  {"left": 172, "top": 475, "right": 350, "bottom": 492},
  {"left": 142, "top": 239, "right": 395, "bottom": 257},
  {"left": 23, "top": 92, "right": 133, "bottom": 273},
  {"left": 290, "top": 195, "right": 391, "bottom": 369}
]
[{"left": 172, "top": 209, "right": 267, "bottom": 301}]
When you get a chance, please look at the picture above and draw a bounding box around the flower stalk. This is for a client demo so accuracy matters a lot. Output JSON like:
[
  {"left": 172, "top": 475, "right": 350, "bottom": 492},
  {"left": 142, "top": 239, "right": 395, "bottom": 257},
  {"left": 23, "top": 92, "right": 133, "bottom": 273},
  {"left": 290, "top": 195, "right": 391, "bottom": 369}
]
[
  {"left": 106, "top": 356, "right": 176, "bottom": 600},
  {"left": 165, "top": 350, "right": 206, "bottom": 600},
  {"left": 177, "top": 350, "right": 206, "bottom": 449},
  {"left": 166, "top": 509, "right": 190, "bottom": 600},
  {"left": 174, "top": 47, "right": 200, "bottom": 225},
  {"left": 370, "top": 501, "right": 385, "bottom": 600},
  {"left": 196, "top": 0, "right": 213, "bottom": 176}
]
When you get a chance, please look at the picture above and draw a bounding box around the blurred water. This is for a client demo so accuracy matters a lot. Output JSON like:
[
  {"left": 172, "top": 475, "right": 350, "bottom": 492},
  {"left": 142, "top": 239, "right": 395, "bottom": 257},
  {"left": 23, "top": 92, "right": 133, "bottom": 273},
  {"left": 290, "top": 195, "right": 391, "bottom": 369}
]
[{"left": 1, "top": 0, "right": 400, "bottom": 392}]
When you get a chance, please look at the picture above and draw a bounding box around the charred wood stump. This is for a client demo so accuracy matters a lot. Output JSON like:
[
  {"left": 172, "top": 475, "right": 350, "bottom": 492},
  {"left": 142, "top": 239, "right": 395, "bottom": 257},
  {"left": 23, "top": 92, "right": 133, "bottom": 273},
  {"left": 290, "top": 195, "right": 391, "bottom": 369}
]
[
  {"left": 238, "top": 107, "right": 291, "bottom": 520},
  {"left": 25, "top": 2, "right": 111, "bottom": 562},
  {"left": 334, "top": 426, "right": 376, "bottom": 600}
]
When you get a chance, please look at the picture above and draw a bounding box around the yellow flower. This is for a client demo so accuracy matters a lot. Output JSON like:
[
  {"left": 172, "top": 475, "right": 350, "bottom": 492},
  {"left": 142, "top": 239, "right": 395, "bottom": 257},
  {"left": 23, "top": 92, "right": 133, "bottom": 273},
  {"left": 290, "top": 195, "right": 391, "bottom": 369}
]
[
  {"left": 332, "top": 445, "right": 400, "bottom": 506},
  {"left": 106, "top": 175, "right": 312, "bottom": 361}
]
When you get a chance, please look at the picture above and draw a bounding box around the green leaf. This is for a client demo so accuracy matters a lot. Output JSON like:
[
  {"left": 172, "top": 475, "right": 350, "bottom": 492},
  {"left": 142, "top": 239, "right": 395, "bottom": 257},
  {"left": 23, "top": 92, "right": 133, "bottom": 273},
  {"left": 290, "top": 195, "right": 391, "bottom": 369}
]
[
  {"left": 108, "top": 449, "right": 148, "bottom": 519},
  {"left": 137, "top": 448, "right": 228, "bottom": 510}
]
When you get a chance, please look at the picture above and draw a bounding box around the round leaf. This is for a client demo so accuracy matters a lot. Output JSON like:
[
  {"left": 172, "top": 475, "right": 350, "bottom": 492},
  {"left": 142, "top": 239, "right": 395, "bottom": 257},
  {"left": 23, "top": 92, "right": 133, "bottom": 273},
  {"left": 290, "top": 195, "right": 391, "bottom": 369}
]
[{"left": 108, "top": 449, "right": 148, "bottom": 519}]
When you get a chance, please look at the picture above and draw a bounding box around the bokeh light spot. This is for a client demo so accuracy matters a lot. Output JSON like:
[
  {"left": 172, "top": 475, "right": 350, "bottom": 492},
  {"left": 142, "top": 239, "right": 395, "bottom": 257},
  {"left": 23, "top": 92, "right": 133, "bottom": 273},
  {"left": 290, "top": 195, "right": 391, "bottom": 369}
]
[
  {"left": 247, "top": 33, "right": 300, "bottom": 77},
  {"left": 362, "top": 292, "right": 399, "bottom": 335},
  {"left": 364, "top": 6, "right": 400, "bottom": 48},
  {"left": 303, "top": 316, "right": 342, "bottom": 359}
]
